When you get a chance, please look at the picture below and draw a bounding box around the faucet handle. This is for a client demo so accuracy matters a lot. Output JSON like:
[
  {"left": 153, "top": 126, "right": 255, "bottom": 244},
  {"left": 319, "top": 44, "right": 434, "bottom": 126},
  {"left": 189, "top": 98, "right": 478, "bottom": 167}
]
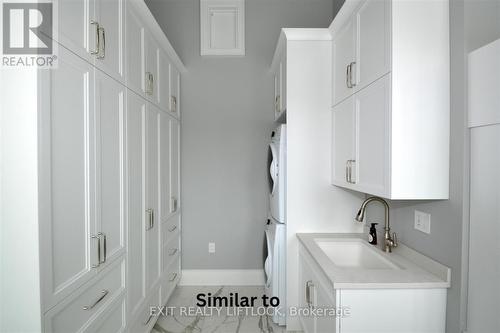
[{"left": 392, "top": 232, "right": 398, "bottom": 248}]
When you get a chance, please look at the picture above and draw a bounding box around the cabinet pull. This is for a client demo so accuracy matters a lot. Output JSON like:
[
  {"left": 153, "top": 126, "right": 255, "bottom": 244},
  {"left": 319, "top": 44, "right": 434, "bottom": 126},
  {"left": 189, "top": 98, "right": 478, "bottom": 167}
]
[
  {"left": 83, "top": 289, "right": 109, "bottom": 310},
  {"left": 349, "top": 159, "right": 356, "bottom": 184},
  {"left": 91, "top": 234, "right": 101, "bottom": 268},
  {"left": 349, "top": 62, "right": 357, "bottom": 87},
  {"left": 97, "top": 27, "right": 105, "bottom": 59},
  {"left": 171, "top": 197, "right": 178, "bottom": 213},
  {"left": 346, "top": 64, "right": 351, "bottom": 88},
  {"left": 146, "top": 208, "right": 154, "bottom": 230},
  {"left": 144, "top": 313, "right": 154, "bottom": 326},
  {"left": 90, "top": 21, "right": 100, "bottom": 55},
  {"left": 345, "top": 160, "right": 350, "bottom": 183},
  {"left": 169, "top": 272, "right": 178, "bottom": 282},
  {"left": 305, "top": 280, "right": 314, "bottom": 307},
  {"left": 168, "top": 225, "right": 177, "bottom": 232},
  {"left": 145, "top": 72, "right": 154, "bottom": 95},
  {"left": 171, "top": 96, "right": 177, "bottom": 113},
  {"left": 275, "top": 95, "right": 281, "bottom": 114},
  {"left": 100, "top": 232, "right": 107, "bottom": 264},
  {"left": 169, "top": 248, "right": 178, "bottom": 256}
]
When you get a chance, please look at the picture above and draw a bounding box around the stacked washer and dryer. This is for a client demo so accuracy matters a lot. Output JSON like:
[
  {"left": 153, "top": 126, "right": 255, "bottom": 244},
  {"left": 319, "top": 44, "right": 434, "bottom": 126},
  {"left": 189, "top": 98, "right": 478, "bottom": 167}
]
[{"left": 265, "top": 124, "right": 287, "bottom": 326}]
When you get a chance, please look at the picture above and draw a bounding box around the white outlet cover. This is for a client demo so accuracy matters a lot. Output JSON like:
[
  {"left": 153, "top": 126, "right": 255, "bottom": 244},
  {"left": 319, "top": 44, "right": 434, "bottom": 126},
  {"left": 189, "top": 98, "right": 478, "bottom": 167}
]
[
  {"left": 208, "top": 242, "right": 216, "bottom": 253},
  {"left": 414, "top": 210, "right": 431, "bottom": 234}
]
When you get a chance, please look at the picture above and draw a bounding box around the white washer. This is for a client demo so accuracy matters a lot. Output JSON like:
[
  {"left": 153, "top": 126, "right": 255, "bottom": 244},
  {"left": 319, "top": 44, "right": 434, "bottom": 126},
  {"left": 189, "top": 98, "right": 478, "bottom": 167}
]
[
  {"left": 264, "top": 217, "right": 286, "bottom": 326},
  {"left": 268, "top": 125, "right": 286, "bottom": 223}
]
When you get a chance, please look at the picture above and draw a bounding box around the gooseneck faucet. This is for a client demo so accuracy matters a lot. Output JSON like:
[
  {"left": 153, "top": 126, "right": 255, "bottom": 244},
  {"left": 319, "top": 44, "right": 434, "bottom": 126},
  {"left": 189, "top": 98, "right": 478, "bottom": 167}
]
[{"left": 355, "top": 197, "right": 398, "bottom": 253}]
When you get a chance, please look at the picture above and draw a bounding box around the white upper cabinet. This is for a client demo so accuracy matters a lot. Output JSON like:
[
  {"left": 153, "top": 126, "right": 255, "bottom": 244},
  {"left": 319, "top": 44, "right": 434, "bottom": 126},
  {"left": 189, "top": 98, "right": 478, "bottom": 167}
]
[
  {"left": 144, "top": 34, "right": 159, "bottom": 103},
  {"left": 57, "top": 0, "right": 124, "bottom": 82},
  {"left": 332, "top": 18, "right": 356, "bottom": 106},
  {"left": 93, "top": 0, "right": 125, "bottom": 82},
  {"left": 126, "top": 3, "right": 145, "bottom": 95},
  {"left": 331, "top": 0, "right": 450, "bottom": 200},
  {"left": 158, "top": 51, "right": 170, "bottom": 111},
  {"left": 271, "top": 41, "right": 286, "bottom": 121},
  {"left": 169, "top": 63, "right": 180, "bottom": 116}
]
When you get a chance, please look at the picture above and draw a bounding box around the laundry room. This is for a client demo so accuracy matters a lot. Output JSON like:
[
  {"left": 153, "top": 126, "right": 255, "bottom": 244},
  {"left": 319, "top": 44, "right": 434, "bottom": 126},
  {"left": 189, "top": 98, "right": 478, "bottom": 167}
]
[{"left": 1, "top": 0, "right": 500, "bottom": 332}]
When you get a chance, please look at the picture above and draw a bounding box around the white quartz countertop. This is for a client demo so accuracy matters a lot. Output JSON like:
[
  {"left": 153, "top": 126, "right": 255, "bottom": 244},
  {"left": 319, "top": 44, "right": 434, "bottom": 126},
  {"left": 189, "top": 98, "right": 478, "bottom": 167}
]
[{"left": 297, "top": 233, "right": 451, "bottom": 289}]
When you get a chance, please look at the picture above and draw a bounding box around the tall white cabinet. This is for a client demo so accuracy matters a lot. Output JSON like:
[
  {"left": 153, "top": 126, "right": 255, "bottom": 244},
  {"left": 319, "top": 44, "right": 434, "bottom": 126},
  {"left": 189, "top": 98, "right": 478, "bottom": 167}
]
[
  {"left": 0, "top": 1, "right": 184, "bottom": 332},
  {"left": 330, "top": 0, "right": 450, "bottom": 200}
]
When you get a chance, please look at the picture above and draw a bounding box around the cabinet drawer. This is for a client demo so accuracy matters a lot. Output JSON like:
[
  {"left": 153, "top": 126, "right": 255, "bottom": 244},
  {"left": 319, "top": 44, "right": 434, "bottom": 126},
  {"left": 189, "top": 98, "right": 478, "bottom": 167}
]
[
  {"left": 161, "top": 256, "right": 181, "bottom": 305},
  {"left": 44, "top": 259, "right": 125, "bottom": 333},
  {"left": 83, "top": 295, "right": 126, "bottom": 333},
  {"left": 129, "top": 285, "right": 161, "bottom": 333},
  {"left": 161, "top": 214, "right": 180, "bottom": 245}
]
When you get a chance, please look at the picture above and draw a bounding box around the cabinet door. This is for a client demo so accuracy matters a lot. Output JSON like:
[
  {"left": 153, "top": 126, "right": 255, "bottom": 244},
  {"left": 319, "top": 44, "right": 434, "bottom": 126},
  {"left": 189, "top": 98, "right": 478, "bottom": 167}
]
[
  {"left": 299, "top": 252, "right": 316, "bottom": 333},
  {"left": 333, "top": 18, "right": 357, "bottom": 106},
  {"left": 356, "top": 0, "right": 390, "bottom": 90},
  {"left": 95, "top": 0, "right": 124, "bottom": 82},
  {"left": 126, "top": 90, "right": 147, "bottom": 316},
  {"left": 146, "top": 103, "right": 161, "bottom": 289},
  {"left": 331, "top": 96, "right": 356, "bottom": 186},
  {"left": 170, "top": 118, "right": 180, "bottom": 215},
  {"left": 56, "top": 0, "right": 95, "bottom": 60},
  {"left": 40, "top": 47, "right": 96, "bottom": 310},
  {"left": 158, "top": 51, "right": 170, "bottom": 111},
  {"left": 316, "top": 286, "right": 337, "bottom": 333},
  {"left": 126, "top": 3, "right": 145, "bottom": 96},
  {"left": 144, "top": 34, "right": 159, "bottom": 103},
  {"left": 274, "top": 64, "right": 281, "bottom": 119},
  {"left": 95, "top": 71, "right": 126, "bottom": 268},
  {"left": 169, "top": 64, "right": 180, "bottom": 115},
  {"left": 356, "top": 75, "right": 390, "bottom": 196},
  {"left": 159, "top": 112, "right": 171, "bottom": 223}
]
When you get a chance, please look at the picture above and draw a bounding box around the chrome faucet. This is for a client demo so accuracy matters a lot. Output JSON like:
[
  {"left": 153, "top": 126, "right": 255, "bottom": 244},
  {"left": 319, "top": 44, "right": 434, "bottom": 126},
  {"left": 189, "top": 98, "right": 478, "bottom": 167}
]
[{"left": 355, "top": 197, "right": 398, "bottom": 253}]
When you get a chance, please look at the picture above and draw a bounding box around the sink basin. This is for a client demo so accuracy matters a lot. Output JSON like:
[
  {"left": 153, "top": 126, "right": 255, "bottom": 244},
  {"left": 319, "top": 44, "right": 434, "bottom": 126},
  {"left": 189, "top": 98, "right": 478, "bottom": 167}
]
[{"left": 315, "top": 238, "right": 399, "bottom": 269}]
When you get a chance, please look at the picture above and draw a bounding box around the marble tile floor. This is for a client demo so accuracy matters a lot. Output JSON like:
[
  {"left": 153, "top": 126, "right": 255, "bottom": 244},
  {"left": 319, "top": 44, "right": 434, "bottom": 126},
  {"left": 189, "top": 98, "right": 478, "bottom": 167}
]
[{"left": 151, "top": 286, "right": 289, "bottom": 333}]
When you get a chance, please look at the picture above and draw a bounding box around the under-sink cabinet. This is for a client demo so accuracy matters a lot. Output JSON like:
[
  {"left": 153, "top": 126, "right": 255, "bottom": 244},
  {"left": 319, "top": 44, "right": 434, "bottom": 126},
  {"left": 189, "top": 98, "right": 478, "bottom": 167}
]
[
  {"left": 298, "top": 242, "right": 448, "bottom": 333},
  {"left": 330, "top": 0, "right": 450, "bottom": 199}
]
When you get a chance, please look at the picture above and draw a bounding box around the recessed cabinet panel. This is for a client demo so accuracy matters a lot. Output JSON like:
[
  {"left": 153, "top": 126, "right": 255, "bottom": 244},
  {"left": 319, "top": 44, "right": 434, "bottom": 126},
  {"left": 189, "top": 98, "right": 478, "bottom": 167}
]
[
  {"left": 126, "top": 91, "right": 146, "bottom": 316},
  {"left": 159, "top": 112, "right": 171, "bottom": 223},
  {"left": 332, "top": 18, "right": 356, "bottom": 106},
  {"left": 356, "top": 0, "right": 390, "bottom": 90},
  {"left": 332, "top": 96, "right": 356, "bottom": 186},
  {"left": 126, "top": 5, "right": 145, "bottom": 96},
  {"left": 96, "top": 71, "right": 125, "bottom": 266},
  {"left": 41, "top": 47, "right": 96, "bottom": 309},
  {"left": 169, "top": 64, "right": 180, "bottom": 115},
  {"left": 170, "top": 118, "right": 180, "bottom": 215},
  {"left": 200, "top": 0, "right": 245, "bottom": 56},
  {"left": 356, "top": 75, "right": 390, "bottom": 197},
  {"left": 56, "top": 0, "right": 94, "bottom": 60}
]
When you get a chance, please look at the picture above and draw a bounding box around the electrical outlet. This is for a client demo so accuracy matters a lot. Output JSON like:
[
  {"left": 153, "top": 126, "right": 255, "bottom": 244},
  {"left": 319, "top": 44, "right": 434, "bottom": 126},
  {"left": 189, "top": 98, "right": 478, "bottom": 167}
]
[
  {"left": 414, "top": 210, "right": 431, "bottom": 234},
  {"left": 208, "top": 242, "right": 216, "bottom": 253}
]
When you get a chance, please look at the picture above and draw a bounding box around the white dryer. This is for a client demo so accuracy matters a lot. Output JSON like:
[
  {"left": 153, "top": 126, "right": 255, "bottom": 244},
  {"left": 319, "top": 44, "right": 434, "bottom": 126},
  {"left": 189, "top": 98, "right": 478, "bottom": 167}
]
[
  {"left": 264, "top": 217, "right": 286, "bottom": 326},
  {"left": 268, "top": 125, "right": 286, "bottom": 223}
]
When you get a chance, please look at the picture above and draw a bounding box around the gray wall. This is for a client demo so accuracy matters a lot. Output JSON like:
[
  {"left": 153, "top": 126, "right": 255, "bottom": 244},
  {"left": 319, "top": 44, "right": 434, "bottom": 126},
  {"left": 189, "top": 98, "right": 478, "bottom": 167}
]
[
  {"left": 145, "top": 0, "right": 337, "bottom": 269},
  {"left": 387, "top": 1, "right": 500, "bottom": 332}
]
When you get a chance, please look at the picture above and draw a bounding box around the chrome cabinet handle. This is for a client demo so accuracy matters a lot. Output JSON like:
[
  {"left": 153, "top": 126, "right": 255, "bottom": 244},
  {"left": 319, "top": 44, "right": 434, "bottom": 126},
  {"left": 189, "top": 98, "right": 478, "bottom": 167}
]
[
  {"left": 169, "top": 272, "right": 178, "bottom": 282},
  {"left": 275, "top": 95, "right": 281, "bottom": 114},
  {"left": 168, "top": 225, "right": 177, "bottom": 232},
  {"left": 91, "top": 234, "right": 101, "bottom": 268},
  {"left": 171, "top": 96, "right": 177, "bottom": 113},
  {"left": 146, "top": 208, "right": 154, "bottom": 230},
  {"left": 169, "top": 248, "right": 178, "bottom": 256},
  {"left": 90, "top": 21, "right": 100, "bottom": 55},
  {"left": 346, "top": 64, "right": 351, "bottom": 88},
  {"left": 306, "top": 280, "right": 314, "bottom": 308},
  {"left": 345, "top": 160, "right": 349, "bottom": 183},
  {"left": 97, "top": 27, "right": 105, "bottom": 59},
  {"left": 100, "top": 232, "right": 107, "bottom": 264},
  {"left": 144, "top": 313, "right": 154, "bottom": 325},
  {"left": 349, "top": 159, "right": 356, "bottom": 184},
  {"left": 171, "top": 197, "right": 178, "bottom": 213},
  {"left": 349, "top": 61, "right": 356, "bottom": 87},
  {"left": 145, "top": 72, "right": 154, "bottom": 95},
  {"left": 83, "top": 289, "right": 109, "bottom": 310}
]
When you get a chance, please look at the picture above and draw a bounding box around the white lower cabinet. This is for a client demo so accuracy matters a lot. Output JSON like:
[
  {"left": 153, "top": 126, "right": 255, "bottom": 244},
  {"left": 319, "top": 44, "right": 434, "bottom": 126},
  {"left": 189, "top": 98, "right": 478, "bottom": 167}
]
[
  {"left": 298, "top": 245, "right": 447, "bottom": 333},
  {"left": 129, "top": 285, "right": 161, "bottom": 333}
]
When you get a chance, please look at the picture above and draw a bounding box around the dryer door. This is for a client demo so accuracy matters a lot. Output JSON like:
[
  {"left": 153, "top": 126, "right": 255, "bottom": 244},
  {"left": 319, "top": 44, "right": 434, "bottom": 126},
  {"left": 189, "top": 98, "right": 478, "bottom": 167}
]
[{"left": 268, "top": 143, "right": 278, "bottom": 195}]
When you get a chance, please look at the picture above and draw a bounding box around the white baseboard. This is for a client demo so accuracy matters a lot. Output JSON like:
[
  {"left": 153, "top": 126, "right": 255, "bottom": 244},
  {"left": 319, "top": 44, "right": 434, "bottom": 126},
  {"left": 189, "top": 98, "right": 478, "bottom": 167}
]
[{"left": 179, "top": 269, "right": 265, "bottom": 286}]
